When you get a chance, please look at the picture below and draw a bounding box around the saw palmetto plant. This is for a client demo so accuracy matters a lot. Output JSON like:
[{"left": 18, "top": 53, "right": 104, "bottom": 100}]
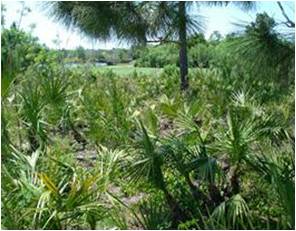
[{"left": 1, "top": 1, "right": 294, "bottom": 230}]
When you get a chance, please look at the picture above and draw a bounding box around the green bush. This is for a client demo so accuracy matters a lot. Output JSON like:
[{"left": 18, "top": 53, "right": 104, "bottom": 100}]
[
  {"left": 135, "top": 44, "right": 178, "bottom": 68},
  {"left": 189, "top": 43, "right": 213, "bottom": 68}
]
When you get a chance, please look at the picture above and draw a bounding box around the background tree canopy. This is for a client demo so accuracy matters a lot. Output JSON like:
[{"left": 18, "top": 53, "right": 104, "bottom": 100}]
[{"left": 46, "top": 1, "right": 256, "bottom": 90}]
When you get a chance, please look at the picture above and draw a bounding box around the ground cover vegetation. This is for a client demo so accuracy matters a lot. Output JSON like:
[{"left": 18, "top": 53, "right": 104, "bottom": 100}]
[{"left": 1, "top": 1, "right": 295, "bottom": 230}]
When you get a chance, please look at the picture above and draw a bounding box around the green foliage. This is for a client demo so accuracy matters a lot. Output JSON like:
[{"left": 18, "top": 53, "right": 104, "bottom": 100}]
[
  {"left": 189, "top": 43, "right": 212, "bottom": 68},
  {"left": 211, "top": 194, "right": 254, "bottom": 229},
  {"left": 134, "top": 42, "right": 213, "bottom": 68},
  {"left": 217, "top": 13, "right": 294, "bottom": 90},
  {"left": 19, "top": 83, "right": 48, "bottom": 152},
  {"left": 75, "top": 46, "right": 86, "bottom": 63},
  {"left": 1, "top": 25, "right": 44, "bottom": 96},
  {"left": 246, "top": 146, "right": 295, "bottom": 228},
  {"left": 128, "top": 121, "right": 165, "bottom": 190},
  {"left": 135, "top": 44, "right": 178, "bottom": 68},
  {"left": 1, "top": 6, "right": 294, "bottom": 230},
  {"left": 1, "top": 143, "right": 126, "bottom": 229},
  {"left": 137, "top": 198, "right": 171, "bottom": 229}
]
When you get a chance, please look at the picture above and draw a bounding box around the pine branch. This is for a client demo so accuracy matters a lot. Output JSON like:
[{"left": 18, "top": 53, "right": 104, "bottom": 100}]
[
  {"left": 277, "top": 2, "right": 295, "bottom": 28},
  {"left": 146, "top": 39, "right": 179, "bottom": 44}
]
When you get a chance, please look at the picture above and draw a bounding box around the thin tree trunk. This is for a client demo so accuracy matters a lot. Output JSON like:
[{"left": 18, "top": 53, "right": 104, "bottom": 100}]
[
  {"left": 229, "top": 165, "right": 240, "bottom": 195},
  {"left": 178, "top": 1, "right": 189, "bottom": 91}
]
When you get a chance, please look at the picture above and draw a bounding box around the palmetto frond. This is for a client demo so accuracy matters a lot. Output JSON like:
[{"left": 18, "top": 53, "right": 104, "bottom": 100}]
[
  {"left": 245, "top": 145, "right": 295, "bottom": 228},
  {"left": 211, "top": 194, "right": 253, "bottom": 229},
  {"left": 127, "top": 121, "right": 166, "bottom": 190},
  {"left": 19, "top": 83, "right": 48, "bottom": 150},
  {"left": 95, "top": 145, "right": 125, "bottom": 190},
  {"left": 216, "top": 109, "right": 257, "bottom": 164},
  {"left": 137, "top": 198, "right": 171, "bottom": 229}
]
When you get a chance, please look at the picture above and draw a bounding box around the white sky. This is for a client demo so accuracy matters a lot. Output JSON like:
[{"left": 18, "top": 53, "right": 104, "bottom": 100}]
[{"left": 1, "top": 1, "right": 295, "bottom": 50}]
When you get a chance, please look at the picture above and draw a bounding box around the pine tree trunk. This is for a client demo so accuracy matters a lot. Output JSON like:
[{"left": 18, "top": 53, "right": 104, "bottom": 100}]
[{"left": 178, "top": 1, "right": 189, "bottom": 91}]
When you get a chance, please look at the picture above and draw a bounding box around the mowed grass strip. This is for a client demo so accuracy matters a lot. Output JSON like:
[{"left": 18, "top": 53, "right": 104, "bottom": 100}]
[{"left": 94, "top": 64, "right": 162, "bottom": 77}]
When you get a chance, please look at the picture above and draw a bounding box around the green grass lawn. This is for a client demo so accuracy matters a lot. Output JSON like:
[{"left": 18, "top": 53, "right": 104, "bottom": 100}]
[
  {"left": 93, "top": 64, "right": 162, "bottom": 77},
  {"left": 72, "top": 63, "right": 203, "bottom": 78}
]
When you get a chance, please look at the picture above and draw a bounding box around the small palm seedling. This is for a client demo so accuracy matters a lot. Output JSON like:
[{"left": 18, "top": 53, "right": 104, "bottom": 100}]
[
  {"left": 137, "top": 198, "right": 171, "bottom": 229},
  {"left": 160, "top": 137, "right": 212, "bottom": 207},
  {"left": 40, "top": 73, "right": 69, "bottom": 106},
  {"left": 31, "top": 146, "right": 124, "bottom": 229},
  {"left": 34, "top": 170, "right": 106, "bottom": 229},
  {"left": 159, "top": 94, "right": 182, "bottom": 119},
  {"left": 80, "top": 75, "right": 134, "bottom": 147},
  {"left": 106, "top": 202, "right": 129, "bottom": 230},
  {"left": 127, "top": 121, "right": 186, "bottom": 227},
  {"left": 215, "top": 107, "right": 259, "bottom": 196},
  {"left": 1, "top": 146, "right": 43, "bottom": 229},
  {"left": 19, "top": 83, "right": 48, "bottom": 152},
  {"left": 39, "top": 68, "right": 70, "bottom": 126},
  {"left": 210, "top": 194, "right": 254, "bottom": 229},
  {"left": 214, "top": 91, "right": 267, "bottom": 196},
  {"left": 1, "top": 107, "right": 12, "bottom": 159},
  {"left": 246, "top": 144, "right": 295, "bottom": 229},
  {"left": 106, "top": 75, "right": 134, "bottom": 144},
  {"left": 94, "top": 145, "right": 125, "bottom": 191},
  {"left": 161, "top": 107, "right": 223, "bottom": 209}
]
